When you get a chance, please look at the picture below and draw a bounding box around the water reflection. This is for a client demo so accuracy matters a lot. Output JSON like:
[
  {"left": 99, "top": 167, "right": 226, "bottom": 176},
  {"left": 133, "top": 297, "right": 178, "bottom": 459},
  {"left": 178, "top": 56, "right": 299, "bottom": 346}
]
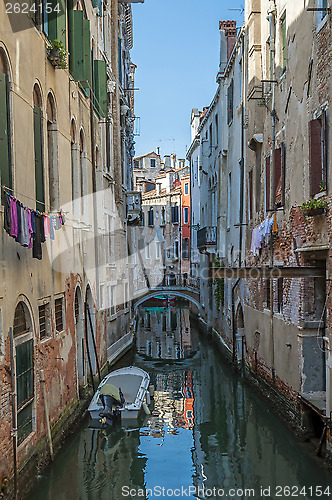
[{"left": 28, "top": 303, "right": 331, "bottom": 500}]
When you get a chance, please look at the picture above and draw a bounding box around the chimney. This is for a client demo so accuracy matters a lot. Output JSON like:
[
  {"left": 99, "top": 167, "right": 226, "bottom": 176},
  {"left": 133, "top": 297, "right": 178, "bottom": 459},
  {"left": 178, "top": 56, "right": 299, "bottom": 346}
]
[
  {"left": 164, "top": 155, "right": 171, "bottom": 169},
  {"left": 171, "top": 154, "right": 176, "bottom": 170},
  {"left": 156, "top": 146, "right": 160, "bottom": 155},
  {"left": 219, "top": 20, "right": 237, "bottom": 71}
]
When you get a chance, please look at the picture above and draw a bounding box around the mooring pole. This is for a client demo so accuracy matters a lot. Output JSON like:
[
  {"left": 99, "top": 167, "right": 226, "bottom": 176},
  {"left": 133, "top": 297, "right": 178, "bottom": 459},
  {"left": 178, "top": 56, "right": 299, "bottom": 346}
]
[
  {"left": 84, "top": 301, "right": 96, "bottom": 394},
  {"left": 9, "top": 327, "right": 18, "bottom": 500},
  {"left": 40, "top": 369, "right": 54, "bottom": 461}
]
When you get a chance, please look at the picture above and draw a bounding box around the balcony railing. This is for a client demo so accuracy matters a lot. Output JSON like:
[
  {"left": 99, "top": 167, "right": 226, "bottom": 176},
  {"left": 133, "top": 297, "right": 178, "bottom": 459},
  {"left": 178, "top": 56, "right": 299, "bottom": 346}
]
[{"left": 197, "top": 226, "right": 217, "bottom": 249}]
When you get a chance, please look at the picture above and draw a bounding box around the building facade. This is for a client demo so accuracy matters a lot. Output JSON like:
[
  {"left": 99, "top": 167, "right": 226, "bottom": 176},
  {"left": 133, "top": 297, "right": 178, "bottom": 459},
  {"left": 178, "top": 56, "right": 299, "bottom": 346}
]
[{"left": 0, "top": 0, "right": 142, "bottom": 487}]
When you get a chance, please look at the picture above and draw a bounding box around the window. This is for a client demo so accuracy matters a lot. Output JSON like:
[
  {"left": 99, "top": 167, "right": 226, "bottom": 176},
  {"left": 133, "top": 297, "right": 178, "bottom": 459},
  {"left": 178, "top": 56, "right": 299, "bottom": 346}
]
[
  {"left": 215, "top": 114, "right": 219, "bottom": 146},
  {"left": 265, "top": 156, "right": 270, "bottom": 211},
  {"left": 266, "top": 279, "right": 271, "bottom": 309},
  {"left": 0, "top": 53, "right": 12, "bottom": 200},
  {"left": 39, "top": 302, "right": 51, "bottom": 340},
  {"left": 140, "top": 210, "right": 145, "bottom": 226},
  {"left": 145, "top": 243, "right": 151, "bottom": 259},
  {"left": 171, "top": 205, "right": 179, "bottom": 223},
  {"left": 47, "top": 93, "right": 59, "bottom": 210},
  {"left": 161, "top": 207, "right": 166, "bottom": 225},
  {"left": 55, "top": 297, "right": 64, "bottom": 333},
  {"left": 248, "top": 170, "right": 253, "bottom": 220},
  {"left": 227, "top": 172, "right": 232, "bottom": 228},
  {"left": 174, "top": 240, "right": 179, "bottom": 258},
  {"left": 273, "top": 144, "right": 285, "bottom": 207},
  {"left": 209, "top": 123, "right": 213, "bottom": 153},
  {"left": 13, "top": 302, "right": 34, "bottom": 445},
  {"left": 134, "top": 160, "right": 139, "bottom": 168},
  {"left": 156, "top": 240, "right": 161, "bottom": 259},
  {"left": 182, "top": 238, "right": 189, "bottom": 259},
  {"left": 184, "top": 183, "right": 189, "bottom": 195},
  {"left": 110, "top": 286, "right": 116, "bottom": 316},
  {"left": 280, "top": 15, "right": 287, "bottom": 73},
  {"left": 227, "top": 79, "right": 234, "bottom": 125},
  {"left": 150, "top": 158, "right": 156, "bottom": 168},
  {"left": 183, "top": 207, "right": 189, "bottom": 224},
  {"left": 309, "top": 111, "right": 327, "bottom": 195},
  {"left": 317, "top": 0, "right": 328, "bottom": 25},
  {"left": 33, "top": 85, "right": 45, "bottom": 212},
  {"left": 277, "top": 278, "right": 283, "bottom": 313},
  {"left": 148, "top": 207, "right": 154, "bottom": 226}
]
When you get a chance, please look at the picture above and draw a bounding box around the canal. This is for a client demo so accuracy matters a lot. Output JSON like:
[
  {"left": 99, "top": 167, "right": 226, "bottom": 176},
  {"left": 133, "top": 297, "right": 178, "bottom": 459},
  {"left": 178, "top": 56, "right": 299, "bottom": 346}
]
[{"left": 29, "top": 302, "right": 331, "bottom": 499}]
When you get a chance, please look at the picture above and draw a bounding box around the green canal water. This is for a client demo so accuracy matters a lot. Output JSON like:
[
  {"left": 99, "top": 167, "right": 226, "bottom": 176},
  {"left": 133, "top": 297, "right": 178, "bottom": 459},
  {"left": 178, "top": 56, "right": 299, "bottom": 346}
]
[{"left": 28, "top": 305, "right": 331, "bottom": 499}]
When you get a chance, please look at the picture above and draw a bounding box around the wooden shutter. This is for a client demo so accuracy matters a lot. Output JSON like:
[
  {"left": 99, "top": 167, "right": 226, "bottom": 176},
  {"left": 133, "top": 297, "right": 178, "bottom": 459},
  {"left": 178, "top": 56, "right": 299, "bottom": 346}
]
[
  {"left": 48, "top": 0, "right": 66, "bottom": 46},
  {"left": 309, "top": 118, "right": 322, "bottom": 196},
  {"left": 93, "top": 60, "right": 107, "bottom": 118},
  {"left": 82, "top": 19, "right": 91, "bottom": 86},
  {"left": 265, "top": 156, "right": 270, "bottom": 211},
  {"left": 273, "top": 147, "right": 282, "bottom": 207},
  {"left": 68, "top": 10, "right": 91, "bottom": 84},
  {"left": 34, "top": 106, "right": 45, "bottom": 212},
  {"left": 0, "top": 72, "right": 11, "bottom": 192}
]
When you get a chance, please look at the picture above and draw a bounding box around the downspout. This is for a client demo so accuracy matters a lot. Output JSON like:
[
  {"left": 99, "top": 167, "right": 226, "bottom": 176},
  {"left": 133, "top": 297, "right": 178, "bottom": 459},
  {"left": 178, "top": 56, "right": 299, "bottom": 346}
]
[
  {"left": 268, "top": 0, "right": 276, "bottom": 383},
  {"left": 239, "top": 30, "right": 244, "bottom": 269}
]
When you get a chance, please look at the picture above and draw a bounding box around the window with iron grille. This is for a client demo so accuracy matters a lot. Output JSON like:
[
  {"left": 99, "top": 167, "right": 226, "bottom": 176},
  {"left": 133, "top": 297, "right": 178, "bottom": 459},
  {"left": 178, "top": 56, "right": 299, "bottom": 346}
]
[
  {"left": 55, "top": 297, "right": 64, "bottom": 333},
  {"left": 182, "top": 238, "right": 190, "bottom": 259},
  {"left": 39, "top": 303, "right": 51, "bottom": 339}
]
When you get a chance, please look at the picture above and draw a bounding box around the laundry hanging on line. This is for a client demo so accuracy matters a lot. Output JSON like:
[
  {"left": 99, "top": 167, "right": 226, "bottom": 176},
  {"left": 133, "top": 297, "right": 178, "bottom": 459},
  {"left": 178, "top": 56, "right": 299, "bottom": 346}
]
[
  {"left": 2, "top": 187, "right": 65, "bottom": 260},
  {"left": 250, "top": 214, "right": 278, "bottom": 256}
]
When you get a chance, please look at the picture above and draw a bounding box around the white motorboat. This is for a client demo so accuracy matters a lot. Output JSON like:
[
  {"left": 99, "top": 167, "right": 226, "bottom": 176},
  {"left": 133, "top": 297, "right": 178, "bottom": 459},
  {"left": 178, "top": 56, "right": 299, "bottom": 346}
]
[{"left": 88, "top": 366, "right": 150, "bottom": 424}]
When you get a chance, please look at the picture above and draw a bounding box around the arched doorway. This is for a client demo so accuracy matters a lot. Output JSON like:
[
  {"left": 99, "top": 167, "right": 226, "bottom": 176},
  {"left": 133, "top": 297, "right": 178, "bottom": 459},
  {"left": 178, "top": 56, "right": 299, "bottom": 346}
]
[
  {"left": 13, "top": 300, "right": 34, "bottom": 444},
  {"left": 75, "top": 286, "right": 85, "bottom": 389}
]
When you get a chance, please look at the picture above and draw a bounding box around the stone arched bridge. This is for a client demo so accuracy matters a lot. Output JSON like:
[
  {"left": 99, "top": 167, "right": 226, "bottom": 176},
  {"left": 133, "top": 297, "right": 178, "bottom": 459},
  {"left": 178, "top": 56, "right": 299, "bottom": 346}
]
[{"left": 133, "top": 275, "right": 201, "bottom": 312}]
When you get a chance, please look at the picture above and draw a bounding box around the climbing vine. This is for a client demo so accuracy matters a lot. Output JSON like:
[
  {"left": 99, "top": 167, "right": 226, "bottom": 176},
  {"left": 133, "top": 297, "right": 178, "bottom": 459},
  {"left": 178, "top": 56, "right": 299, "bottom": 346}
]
[{"left": 213, "top": 258, "right": 224, "bottom": 311}]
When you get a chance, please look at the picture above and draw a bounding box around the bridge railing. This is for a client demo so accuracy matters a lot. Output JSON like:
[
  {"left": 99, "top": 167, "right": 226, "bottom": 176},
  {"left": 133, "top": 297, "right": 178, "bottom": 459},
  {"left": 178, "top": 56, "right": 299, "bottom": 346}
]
[{"left": 149, "top": 273, "right": 200, "bottom": 289}]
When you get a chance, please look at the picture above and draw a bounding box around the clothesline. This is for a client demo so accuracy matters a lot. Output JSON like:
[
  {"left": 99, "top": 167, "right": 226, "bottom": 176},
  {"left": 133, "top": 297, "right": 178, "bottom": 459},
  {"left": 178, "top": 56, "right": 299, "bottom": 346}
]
[
  {"left": 250, "top": 214, "right": 278, "bottom": 255},
  {"left": 2, "top": 187, "right": 65, "bottom": 260},
  {"left": 1, "top": 184, "right": 67, "bottom": 216}
]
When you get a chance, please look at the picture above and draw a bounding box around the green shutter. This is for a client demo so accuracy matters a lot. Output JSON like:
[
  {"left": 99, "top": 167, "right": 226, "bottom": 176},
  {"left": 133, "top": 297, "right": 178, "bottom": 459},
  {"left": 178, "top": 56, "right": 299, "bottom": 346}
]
[
  {"left": 34, "top": 106, "right": 45, "bottom": 212},
  {"left": 83, "top": 19, "right": 91, "bottom": 86},
  {"left": 0, "top": 73, "right": 12, "bottom": 192},
  {"left": 48, "top": 0, "right": 66, "bottom": 46},
  {"left": 68, "top": 10, "right": 91, "bottom": 84},
  {"left": 93, "top": 60, "right": 107, "bottom": 118}
]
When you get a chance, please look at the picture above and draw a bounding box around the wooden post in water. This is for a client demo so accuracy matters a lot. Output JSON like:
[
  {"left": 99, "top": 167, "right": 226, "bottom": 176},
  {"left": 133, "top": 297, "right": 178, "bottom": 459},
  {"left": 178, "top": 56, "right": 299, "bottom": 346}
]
[{"left": 40, "top": 369, "right": 54, "bottom": 461}]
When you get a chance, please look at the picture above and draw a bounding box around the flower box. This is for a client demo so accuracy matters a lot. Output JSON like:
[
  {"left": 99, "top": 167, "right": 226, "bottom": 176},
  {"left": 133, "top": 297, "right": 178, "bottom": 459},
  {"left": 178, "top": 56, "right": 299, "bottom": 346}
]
[{"left": 306, "top": 207, "right": 326, "bottom": 216}]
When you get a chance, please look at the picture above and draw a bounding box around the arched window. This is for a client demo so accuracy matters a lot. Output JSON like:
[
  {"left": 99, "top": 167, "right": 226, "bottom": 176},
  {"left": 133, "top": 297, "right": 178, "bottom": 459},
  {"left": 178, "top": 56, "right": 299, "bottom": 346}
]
[
  {"left": 33, "top": 84, "right": 45, "bottom": 211},
  {"left": 0, "top": 50, "right": 12, "bottom": 198},
  {"left": 13, "top": 301, "right": 34, "bottom": 444},
  {"left": 47, "top": 93, "right": 59, "bottom": 209}
]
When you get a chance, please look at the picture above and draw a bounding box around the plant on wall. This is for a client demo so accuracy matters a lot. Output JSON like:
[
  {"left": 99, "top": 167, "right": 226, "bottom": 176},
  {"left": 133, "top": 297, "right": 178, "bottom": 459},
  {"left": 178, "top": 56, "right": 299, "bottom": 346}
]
[
  {"left": 47, "top": 39, "right": 68, "bottom": 69},
  {"left": 300, "top": 198, "right": 328, "bottom": 219},
  {"left": 213, "top": 258, "right": 224, "bottom": 311}
]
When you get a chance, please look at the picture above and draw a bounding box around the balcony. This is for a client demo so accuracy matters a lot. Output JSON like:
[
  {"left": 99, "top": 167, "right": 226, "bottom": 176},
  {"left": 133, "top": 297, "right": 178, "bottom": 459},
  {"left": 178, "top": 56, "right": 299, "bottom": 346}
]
[{"left": 197, "top": 226, "right": 217, "bottom": 253}]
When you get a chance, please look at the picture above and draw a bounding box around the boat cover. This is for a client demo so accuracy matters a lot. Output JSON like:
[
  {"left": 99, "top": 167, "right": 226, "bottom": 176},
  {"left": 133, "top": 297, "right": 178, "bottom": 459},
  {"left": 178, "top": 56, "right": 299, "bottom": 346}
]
[{"left": 99, "top": 383, "right": 121, "bottom": 402}]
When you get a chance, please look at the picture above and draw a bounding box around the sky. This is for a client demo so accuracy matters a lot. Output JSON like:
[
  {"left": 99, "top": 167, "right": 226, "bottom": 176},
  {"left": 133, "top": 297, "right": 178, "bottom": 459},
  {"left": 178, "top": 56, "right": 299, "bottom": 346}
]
[{"left": 131, "top": 0, "right": 244, "bottom": 160}]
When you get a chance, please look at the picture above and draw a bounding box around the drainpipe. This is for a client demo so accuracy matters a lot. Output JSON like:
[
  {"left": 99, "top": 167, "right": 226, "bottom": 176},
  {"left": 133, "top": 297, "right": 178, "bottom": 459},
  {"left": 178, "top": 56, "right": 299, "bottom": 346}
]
[
  {"left": 268, "top": 0, "right": 277, "bottom": 383},
  {"left": 239, "top": 30, "right": 245, "bottom": 269}
]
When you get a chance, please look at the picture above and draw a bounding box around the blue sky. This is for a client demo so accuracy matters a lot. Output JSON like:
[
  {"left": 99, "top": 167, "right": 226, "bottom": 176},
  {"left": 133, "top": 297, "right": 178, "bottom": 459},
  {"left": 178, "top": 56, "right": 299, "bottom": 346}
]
[{"left": 131, "top": 0, "right": 244, "bottom": 159}]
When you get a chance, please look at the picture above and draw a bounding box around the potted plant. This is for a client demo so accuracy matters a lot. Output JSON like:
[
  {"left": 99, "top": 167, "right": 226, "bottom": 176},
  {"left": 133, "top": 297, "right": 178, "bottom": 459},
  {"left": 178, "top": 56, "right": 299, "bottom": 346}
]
[
  {"left": 47, "top": 39, "right": 68, "bottom": 69},
  {"left": 300, "top": 198, "right": 328, "bottom": 218}
]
